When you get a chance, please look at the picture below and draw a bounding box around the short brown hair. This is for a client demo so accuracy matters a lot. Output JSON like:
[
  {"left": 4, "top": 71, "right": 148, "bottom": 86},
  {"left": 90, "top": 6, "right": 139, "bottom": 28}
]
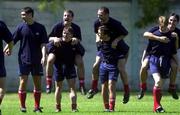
[
  {"left": 98, "top": 6, "right": 109, "bottom": 14},
  {"left": 21, "top": 7, "right": 34, "bottom": 17},
  {"left": 64, "top": 9, "right": 74, "bottom": 17},
  {"left": 158, "top": 16, "right": 168, "bottom": 27}
]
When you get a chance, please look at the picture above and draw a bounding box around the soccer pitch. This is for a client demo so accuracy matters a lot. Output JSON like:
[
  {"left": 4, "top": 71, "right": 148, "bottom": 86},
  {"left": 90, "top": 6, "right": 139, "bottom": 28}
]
[{"left": 1, "top": 92, "right": 180, "bottom": 115}]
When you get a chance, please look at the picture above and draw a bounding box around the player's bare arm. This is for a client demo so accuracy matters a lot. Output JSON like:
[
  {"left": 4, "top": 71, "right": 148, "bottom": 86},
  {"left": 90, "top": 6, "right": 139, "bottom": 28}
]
[
  {"left": 41, "top": 43, "right": 47, "bottom": 66},
  {"left": 3, "top": 41, "right": 13, "bottom": 56},
  {"left": 71, "top": 37, "right": 79, "bottom": 45},
  {"left": 96, "top": 34, "right": 100, "bottom": 42},
  {"left": 49, "top": 37, "right": 62, "bottom": 47},
  {"left": 171, "top": 32, "right": 179, "bottom": 49},
  {"left": 111, "top": 35, "right": 126, "bottom": 48},
  {"left": 143, "top": 32, "right": 170, "bottom": 43},
  {"left": 141, "top": 50, "right": 147, "bottom": 64}
]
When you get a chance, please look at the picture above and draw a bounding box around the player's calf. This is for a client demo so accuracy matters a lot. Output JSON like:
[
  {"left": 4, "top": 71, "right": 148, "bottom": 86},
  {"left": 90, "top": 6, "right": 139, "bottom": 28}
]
[
  {"left": 46, "top": 76, "right": 52, "bottom": 94},
  {"left": 137, "top": 83, "right": 147, "bottom": 100}
]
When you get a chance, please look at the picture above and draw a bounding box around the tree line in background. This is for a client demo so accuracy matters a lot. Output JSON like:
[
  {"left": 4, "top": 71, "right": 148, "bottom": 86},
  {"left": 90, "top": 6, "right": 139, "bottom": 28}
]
[
  {"left": 37, "top": 0, "right": 171, "bottom": 28},
  {"left": 2, "top": 0, "right": 174, "bottom": 28},
  {"left": 136, "top": 0, "right": 169, "bottom": 28}
]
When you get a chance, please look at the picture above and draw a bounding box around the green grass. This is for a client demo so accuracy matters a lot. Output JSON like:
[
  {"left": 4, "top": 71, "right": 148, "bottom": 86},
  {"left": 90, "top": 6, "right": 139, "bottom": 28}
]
[{"left": 1, "top": 92, "right": 180, "bottom": 115}]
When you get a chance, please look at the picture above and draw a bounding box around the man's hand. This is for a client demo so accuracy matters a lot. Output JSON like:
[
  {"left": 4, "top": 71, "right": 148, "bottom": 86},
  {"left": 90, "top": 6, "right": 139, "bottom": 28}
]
[
  {"left": 53, "top": 37, "right": 62, "bottom": 47},
  {"left": 41, "top": 56, "right": 47, "bottom": 66},
  {"left": 71, "top": 37, "right": 79, "bottom": 45},
  {"left": 171, "top": 32, "right": 178, "bottom": 38},
  {"left": 158, "top": 36, "right": 170, "bottom": 43},
  {"left": 3, "top": 42, "right": 13, "bottom": 56},
  {"left": 111, "top": 39, "right": 119, "bottom": 49},
  {"left": 3, "top": 46, "right": 11, "bottom": 56}
]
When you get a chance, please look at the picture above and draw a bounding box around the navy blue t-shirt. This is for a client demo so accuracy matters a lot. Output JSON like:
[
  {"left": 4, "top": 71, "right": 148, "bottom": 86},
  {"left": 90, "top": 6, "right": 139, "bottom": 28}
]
[
  {"left": 13, "top": 22, "right": 48, "bottom": 65},
  {"left": 146, "top": 26, "right": 159, "bottom": 53},
  {"left": 0, "top": 20, "right": 12, "bottom": 64},
  {"left": 49, "top": 41, "right": 82, "bottom": 66},
  {"left": 148, "top": 30, "right": 177, "bottom": 57},
  {"left": 94, "top": 17, "right": 128, "bottom": 40},
  {"left": 94, "top": 17, "right": 129, "bottom": 52},
  {"left": 49, "top": 21, "right": 82, "bottom": 41},
  {"left": 147, "top": 26, "right": 180, "bottom": 49},
  {"left": 99, "top": 40, "right": 125, "bottom": 65}
]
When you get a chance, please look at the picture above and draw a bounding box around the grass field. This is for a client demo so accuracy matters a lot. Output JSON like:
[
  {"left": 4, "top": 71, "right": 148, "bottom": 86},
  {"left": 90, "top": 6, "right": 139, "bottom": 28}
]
[{"left": 1, "top": 91, "right": 180, "bottom": 115}]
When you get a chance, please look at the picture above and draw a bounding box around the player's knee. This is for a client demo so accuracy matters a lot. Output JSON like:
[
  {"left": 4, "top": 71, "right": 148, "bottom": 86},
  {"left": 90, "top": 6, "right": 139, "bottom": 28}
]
[
  {"left": 47, "top": 54, "right": 55, "bottom": 65},
  {"left": 155, "top": 81, "right": 162, "bottom": 88},
  {"left": 171, "top": 62, "right": 178, "bottom": 70},
  {"left": 141, "top": 62, "right": 149, "bottom": 69},
  {"left": 47, "top": 58, "right": 55, "bottom": 65},
  {"left": 108, "top": 83, "right": 113, "bottom": 90},
  {"left": 92, "top": 65, "right": 99, "bottom": 74},
  {"left": 0, "top": 94, "right": 5, "bottom": 99},
  {"left": 118, "top": 65, "right": 126, "bottom": 73},
  {"left": 76, "top": 61, "right": 84, "bottom": 68},
  {"left": 20, "top": 79, "right": 27, "bottom": 86},
  {"left": 0, "top": 89, "right": 5, "bottom": 99},
  {"left": 93, "top": 62, "right": 99, "bottom": 69},
  {"left": 75, "top": 58, "right": 84, "bottom": 67},
  {"left": 93, "top": 61, "right": 100, "bottom": 68},
  {"left": 75, "top": 55, "right": 83, "bottom": 64}
]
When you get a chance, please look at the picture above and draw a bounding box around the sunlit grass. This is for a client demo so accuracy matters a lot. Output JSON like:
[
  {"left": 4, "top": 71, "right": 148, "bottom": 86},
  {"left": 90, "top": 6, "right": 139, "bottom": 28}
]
[{"left": 1, "top": 92, "right": 180, "bottom": 115}]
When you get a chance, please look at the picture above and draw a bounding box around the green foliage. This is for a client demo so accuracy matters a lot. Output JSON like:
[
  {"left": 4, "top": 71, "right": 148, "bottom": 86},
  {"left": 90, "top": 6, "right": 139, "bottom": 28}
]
[
  {"left": 37, "top": 0, "right": 129, "bottom": 13},
  {"left": 135, "top": 0, "right": 169, "bottom": 28},
  {"left": 37, "top": 0, "right": 169, "bottom": 28},
  {"left": 38, "top": 0, "right": 68, "bottom": 13}
]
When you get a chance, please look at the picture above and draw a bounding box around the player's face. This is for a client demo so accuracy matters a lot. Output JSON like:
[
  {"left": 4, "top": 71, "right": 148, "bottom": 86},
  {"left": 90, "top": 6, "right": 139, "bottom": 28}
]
[
  {"left": 21, "top": 11, "right": 32, "bottom": 22},
  {"left": 97, "top": 10, "right": 109, "bottom": 24},
  {"left": 62, "top": 30, "right": 72, "bottom": 41},
  {"left": 168, "top": 16, "right": 178, "bottom": 31},
  {"left": 63, "top": 11, "right": 73, "bottom": 26},
  {"left": 97, "top": 29, "right": 106, "bottom": 40}
]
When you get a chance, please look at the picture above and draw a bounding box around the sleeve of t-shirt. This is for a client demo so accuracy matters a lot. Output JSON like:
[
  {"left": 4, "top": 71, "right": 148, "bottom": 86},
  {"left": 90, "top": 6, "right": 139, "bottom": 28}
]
[
  {"left": 40, "top": 25, "right": 48, "bottom": 44},
  {"left": 74, "top": 25, "right": 82, "bottom": 41},
  {"left": 175, "top": 28, "right": 180, "bottom": 49},
  {"left": 0, "top": 21, "right": 12, "bottom": 43},
  {"left": 77, "top": 26, "right": 82, "bottom": 41},
  {"left": 148, "top": 26, "right": 159, "bottom": 33},
  {"left": 94, "top": 21, "right": 98, "bottom": 34},
  {"left": 46, "top": 42, "right": 57, "bottom": 54},
  {"left": 12, "top": 25, "right": 21, "bottom": 45},
  {"left": 115, "top": 22, "right": 128, "bottom": 36},
  {"left": 116, "top": 40, "right": 129, "bottom": 52},
  {"left": 75, "top": 43, "right": 85, "bottom": 56},
  {"left": 171, "top": 38, "right": 177, "bottom": 55},
  {"left": 49, "top": 24, "right": 59, "bottom": 37}
]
